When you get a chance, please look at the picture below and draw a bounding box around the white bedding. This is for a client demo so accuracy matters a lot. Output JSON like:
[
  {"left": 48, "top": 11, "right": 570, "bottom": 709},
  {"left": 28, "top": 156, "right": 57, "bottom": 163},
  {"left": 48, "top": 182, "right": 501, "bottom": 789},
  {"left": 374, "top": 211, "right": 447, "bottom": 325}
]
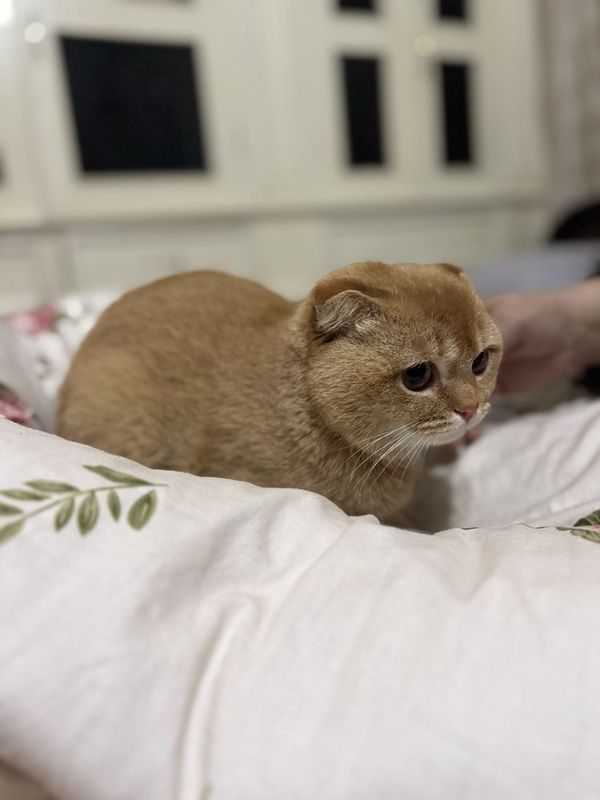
[
  {"left": 412, "top": 398, "right": 600, "bottom": 531},
  {"left": 1, "top": 396, "right": 600, "bottom": 800}
]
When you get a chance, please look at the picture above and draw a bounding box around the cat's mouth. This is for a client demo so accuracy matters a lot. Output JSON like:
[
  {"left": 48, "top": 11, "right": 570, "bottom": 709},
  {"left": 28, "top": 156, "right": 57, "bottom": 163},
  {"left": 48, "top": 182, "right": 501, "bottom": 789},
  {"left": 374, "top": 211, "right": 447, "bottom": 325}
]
[
  {"left": 421, "top": 404, "right": 490, "bottom": 445},
  {"left": 424, "top": 426, "right": 470, "bottom": 446}
]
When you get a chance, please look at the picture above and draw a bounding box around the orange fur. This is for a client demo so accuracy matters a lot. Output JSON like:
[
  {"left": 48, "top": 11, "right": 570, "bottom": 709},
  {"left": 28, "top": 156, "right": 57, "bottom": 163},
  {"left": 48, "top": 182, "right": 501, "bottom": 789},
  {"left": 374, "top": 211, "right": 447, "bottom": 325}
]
[{"left": 58, "top": 262, "right": 502, "bottom": 520}]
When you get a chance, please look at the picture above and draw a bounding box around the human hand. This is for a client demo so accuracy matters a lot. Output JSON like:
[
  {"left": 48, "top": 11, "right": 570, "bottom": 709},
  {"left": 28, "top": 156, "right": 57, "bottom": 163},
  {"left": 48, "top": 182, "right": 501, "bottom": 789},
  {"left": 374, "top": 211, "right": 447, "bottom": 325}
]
[{"left": 484, "top": 290, "right": 588, "bottom": 394}]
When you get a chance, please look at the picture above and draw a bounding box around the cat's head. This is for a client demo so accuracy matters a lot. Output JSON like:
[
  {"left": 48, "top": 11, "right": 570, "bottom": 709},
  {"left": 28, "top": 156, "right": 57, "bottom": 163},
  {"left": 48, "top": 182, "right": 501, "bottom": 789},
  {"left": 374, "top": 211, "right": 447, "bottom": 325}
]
[{"left": 296, "top": 261, "right": 502, "bottom": 454}]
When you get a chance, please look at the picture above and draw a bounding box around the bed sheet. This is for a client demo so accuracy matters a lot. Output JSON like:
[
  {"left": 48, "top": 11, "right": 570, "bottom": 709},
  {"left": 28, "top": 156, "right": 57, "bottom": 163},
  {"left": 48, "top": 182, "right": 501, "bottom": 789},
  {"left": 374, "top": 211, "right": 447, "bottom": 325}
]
[{"left": 1, "top": 412, "right": 600, "bottom": 800}]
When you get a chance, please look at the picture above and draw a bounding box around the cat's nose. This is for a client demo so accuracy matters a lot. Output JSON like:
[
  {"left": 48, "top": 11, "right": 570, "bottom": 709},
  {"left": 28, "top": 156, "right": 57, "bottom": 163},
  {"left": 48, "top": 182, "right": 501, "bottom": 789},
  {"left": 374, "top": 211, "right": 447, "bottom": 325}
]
[{"left": 455, "top": 404, "right": 478, "bottom": 422}]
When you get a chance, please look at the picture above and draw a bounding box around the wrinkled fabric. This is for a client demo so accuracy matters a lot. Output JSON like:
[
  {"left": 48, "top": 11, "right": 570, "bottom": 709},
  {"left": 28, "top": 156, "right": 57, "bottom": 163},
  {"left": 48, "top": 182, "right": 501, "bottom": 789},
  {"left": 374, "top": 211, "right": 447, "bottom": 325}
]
[
  {"left": 1, "top": 413, "right": 600, "bottom": 800},
  {"left": 413, "top": 398, "right": 600, "bottom": 531}
]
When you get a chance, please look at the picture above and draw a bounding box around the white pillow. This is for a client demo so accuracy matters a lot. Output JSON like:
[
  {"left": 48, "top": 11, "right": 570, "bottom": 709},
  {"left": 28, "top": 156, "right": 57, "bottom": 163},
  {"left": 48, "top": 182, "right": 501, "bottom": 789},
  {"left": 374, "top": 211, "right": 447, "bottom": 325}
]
[
  {"left": 1, "top": 416, "right": 600, "bottom": 800},
  {"left": 412, "top": 398, "right": 600, "bottom": 531}
]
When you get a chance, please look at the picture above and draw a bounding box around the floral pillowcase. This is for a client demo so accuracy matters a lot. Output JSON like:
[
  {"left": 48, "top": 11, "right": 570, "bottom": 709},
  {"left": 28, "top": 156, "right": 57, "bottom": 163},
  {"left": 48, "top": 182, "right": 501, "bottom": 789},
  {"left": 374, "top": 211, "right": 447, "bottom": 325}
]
[
  {"left": 0, "top": 295, "right": 113, "bottom": 431},
  {"left": 0, "top": 381, "right": 39, "bottom": 428}
]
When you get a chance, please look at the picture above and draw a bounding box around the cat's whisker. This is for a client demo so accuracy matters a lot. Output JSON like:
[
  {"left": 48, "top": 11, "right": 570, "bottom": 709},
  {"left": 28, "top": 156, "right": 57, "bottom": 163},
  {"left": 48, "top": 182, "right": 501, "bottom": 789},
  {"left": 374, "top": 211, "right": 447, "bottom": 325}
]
[
  {"left": 349, "top": 424, "right": 419, "bottom": 480},
  {"left": 342, "top": 425, "right": 404, "bottom": 469},
  {"left": 356, "top": 425, "right": 421, "bottom": 491},
  {"left": 371, "top": 433, "right": 424, "bottom": 486},
  {"left": 358, "top": 424, "right": 418, "bottom": 469},
  {"left": 396, "top": 438, "right": 427, "bottom": 481},
  {"left": 361, "top": 427, "right": 410, "bottom": 446},
  {"left": 334, "top": 422, "right": 394, "bottom": 470},
  {"left": 338, "top": 422, "right": 403, "bottom": 462},
  {"left": 356, "top": 424, "right": 416, "bottom": 455},
  {"left": 387, "top": 432, "right": 427, "bottom": 480}
]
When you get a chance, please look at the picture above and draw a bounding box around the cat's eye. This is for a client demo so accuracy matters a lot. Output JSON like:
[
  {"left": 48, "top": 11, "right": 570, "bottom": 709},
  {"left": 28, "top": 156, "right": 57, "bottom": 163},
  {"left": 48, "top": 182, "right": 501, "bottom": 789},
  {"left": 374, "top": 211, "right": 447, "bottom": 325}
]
[
  {"left": 401, "top": 362, "right": 433, "bottom": 392},
  {"left": 472, "top": 349, "right": 489, "bottom": 376}
]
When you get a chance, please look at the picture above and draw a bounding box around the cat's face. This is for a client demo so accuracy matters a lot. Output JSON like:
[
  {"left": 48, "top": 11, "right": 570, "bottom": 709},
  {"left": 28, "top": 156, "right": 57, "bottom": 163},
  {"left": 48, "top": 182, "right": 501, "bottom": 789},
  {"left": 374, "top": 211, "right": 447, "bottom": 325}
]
[{"left": 302, "top": 261, "right": 502, "bottom": 455}]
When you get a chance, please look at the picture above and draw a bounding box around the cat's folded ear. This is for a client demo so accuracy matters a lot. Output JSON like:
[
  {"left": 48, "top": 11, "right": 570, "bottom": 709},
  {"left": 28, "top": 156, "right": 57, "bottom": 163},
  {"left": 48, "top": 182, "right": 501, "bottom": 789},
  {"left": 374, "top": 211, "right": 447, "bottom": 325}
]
[
  {"left": 313, "top": 289, "right": 382, "bottom": 339},
  {"left": 438, "top": 263, "right": 464, "bottom": 277}
]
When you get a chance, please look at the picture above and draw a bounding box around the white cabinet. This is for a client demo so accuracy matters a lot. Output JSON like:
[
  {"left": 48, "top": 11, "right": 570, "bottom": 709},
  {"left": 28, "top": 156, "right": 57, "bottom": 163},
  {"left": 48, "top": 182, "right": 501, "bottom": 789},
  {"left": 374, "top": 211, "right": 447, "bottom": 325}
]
[
  {"left": 246, "top": 0, "right": 546, "bottom": 204},
  {"left": 0, "top": 6, "right": 44, "bottom": 228},
  {"left": 0, "top": 0, "right": 551, "bottom": 311},
  {"left": 16, "top": 0, "right": 258, "bottom": 221},
  {"left": 6, "top": 0, "right": 547, "bottom": 219}
]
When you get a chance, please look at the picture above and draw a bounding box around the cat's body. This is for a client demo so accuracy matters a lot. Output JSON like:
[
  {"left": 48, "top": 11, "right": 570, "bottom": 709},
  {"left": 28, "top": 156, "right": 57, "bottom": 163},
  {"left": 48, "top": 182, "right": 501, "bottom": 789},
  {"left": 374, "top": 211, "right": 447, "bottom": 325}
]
[{"left": 58, "top": 262, "right": 501, "bottom": 520}]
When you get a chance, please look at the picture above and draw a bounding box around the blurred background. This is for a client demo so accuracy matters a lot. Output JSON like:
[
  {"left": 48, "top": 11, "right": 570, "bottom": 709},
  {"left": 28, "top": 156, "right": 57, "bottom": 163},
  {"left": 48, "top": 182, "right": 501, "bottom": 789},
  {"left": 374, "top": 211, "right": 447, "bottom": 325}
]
[{"left": 0, "top": 0, "right": 598, "bottom": 313}]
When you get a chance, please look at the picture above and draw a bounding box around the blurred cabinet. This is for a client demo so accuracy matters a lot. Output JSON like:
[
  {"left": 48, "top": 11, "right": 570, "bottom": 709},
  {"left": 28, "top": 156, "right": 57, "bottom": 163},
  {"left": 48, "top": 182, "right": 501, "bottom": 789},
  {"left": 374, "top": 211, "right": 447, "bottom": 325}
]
[
  {"left": 0, "top": 8, "right": 44, "bottom": 229},
  {"left": 13, "top": 0, "right": 257, "bottom": 220},
  {"left": 0, "top": 0, "right": 549, "bottom": 309},
  {"left": 255, "top": 0, "right": 546, "bottom": 203}
]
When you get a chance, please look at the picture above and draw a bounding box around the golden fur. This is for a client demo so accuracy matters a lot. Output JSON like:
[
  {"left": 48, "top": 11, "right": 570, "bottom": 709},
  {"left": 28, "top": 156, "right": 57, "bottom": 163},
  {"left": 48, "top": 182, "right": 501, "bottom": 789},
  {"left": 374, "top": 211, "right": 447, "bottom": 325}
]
[{"left": 58, "top": 262, "right": 502, "bottom": 520}]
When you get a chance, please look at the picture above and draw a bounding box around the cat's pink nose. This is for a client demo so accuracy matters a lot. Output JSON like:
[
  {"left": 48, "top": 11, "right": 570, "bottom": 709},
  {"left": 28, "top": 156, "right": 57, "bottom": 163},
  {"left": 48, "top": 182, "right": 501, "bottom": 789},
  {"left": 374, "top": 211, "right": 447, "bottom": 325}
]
[{"left": 455, "top": 404, "right": 478, "bottom": 422}]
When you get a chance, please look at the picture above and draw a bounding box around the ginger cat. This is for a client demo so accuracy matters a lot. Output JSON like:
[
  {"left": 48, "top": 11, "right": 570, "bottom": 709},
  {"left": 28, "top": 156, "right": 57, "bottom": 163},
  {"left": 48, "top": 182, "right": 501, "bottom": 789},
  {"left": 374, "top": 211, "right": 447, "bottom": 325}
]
[{"left": 58, "top": 262, "right": 502, "bottom": 521}]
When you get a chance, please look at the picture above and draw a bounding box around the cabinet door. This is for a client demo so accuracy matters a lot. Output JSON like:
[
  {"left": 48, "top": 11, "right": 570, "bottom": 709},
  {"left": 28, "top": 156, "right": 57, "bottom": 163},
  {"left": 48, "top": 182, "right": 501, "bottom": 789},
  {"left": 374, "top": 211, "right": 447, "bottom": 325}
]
[
  {"left": 19, "top": 0, "right": 259, "bottom": 221},
  {"left": 411, "top": 0, "right": 547, "bottom": 193},
  {"left": 3, "top": 0, "right": 547, "bottom": 225},
  {"left": 259, "top": 0, "right": 546, "bottom": 206}
]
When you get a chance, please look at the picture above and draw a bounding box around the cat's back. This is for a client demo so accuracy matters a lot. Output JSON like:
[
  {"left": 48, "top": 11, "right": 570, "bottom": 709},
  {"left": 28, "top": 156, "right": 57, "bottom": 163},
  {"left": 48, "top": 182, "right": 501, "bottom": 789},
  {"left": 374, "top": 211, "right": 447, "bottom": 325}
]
[
  {"left": 58, "top": 271, "right": 293, "bottom": 464},
  {"left": 85, "top": 270, "right": 292, "bottom": 348}
]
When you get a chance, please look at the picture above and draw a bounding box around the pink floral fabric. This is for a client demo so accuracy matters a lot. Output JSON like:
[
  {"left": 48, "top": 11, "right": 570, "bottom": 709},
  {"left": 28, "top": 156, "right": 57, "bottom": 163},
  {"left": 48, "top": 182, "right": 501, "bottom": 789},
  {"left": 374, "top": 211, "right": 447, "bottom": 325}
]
[
  {"left": 0, "top": 304, "right": 60, "bottom": 429},
  {"left": 0, "top": 383, "right": 38, "bottom": 428},
  {"left": 1, "top": 293, "right": 113, "bottom": 431},
  {"left": 7, "top": 304, "right": 58, "bottom": 337}
]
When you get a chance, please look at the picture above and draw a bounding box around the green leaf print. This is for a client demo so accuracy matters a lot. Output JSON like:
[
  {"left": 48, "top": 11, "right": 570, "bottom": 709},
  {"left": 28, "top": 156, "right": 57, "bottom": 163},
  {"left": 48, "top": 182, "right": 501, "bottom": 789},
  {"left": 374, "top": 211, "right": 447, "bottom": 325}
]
[
  {"left": 127, "top": 490, "right": 158, "bottom": 530},
  {"left": 1, "top": 489, "right": 48, "bottom": 501},
  {"left": 555, "top": 509, "right": 600, "bottom": 544},
  {"left": 54, "top": 497, "right": 75, "bottom": 532},
  {"left": 573, "top": 510, "right": 600, "bottom": 530},
  {"left": 0, "top": 464, "right": 167, "bottom": 547},
  {"left": 26, "top": 480, "right": 78, "bottom": 494},
  {"left": 0, "top": 502, "right": 22, "bottom": 516},
  {"left": 84, "top": 465, "right": 153, "bottom": 487},
  {"left": 77, "top": 492, "right": 100, "bottom": 536},
  {"left": 571, "top": 527, "right": 600, "bottom": 544},
  {"left": 0, "top": 519, "right": 24, "bottom": 545},
  {"left": 107, "top": 490, "right": 121, "bottom": 521}
]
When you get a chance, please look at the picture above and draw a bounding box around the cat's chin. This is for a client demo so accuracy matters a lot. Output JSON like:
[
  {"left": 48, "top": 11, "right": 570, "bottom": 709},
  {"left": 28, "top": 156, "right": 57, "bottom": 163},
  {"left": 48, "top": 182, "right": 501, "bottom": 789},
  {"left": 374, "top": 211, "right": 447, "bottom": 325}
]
[
  {"left": 425, "top": 427, "right": 467, "bottom": 446},
  {"left": 425, "top": 414, "right": 488, "bottom": 446}
]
